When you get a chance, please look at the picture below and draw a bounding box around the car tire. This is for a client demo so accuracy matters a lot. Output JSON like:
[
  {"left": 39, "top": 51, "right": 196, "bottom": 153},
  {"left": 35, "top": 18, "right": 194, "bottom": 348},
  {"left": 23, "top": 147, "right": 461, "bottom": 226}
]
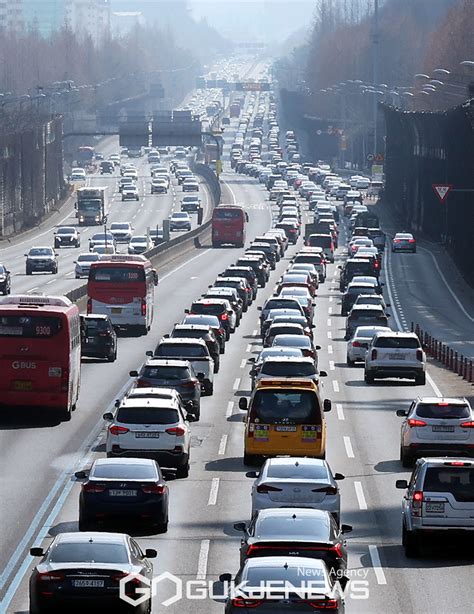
[
  {"left": 346, "top": 356, "right": 355, "bottom": 367},
  {"left": 204, "top": 382, "right": 214, "bottom": 396},
  {"left": 244, "top": 453, "right": 260, "bottom": 466},
  {"left": 60, "top": 404, "right": 72, "bottom": 422},
  {"left": 78, "top": 516, "right": 94, "bottom": 531},
  {"left": 176, "top": 460, "right": 190, "bottom": 479},
  {"left": 156, "top": 520, "right": 168, "bottom": 534},
  {"left": 107, "top": 348, "right": 117, "bottom": 362},
  {"left": 26, "top": 267, "right": 32, "bottom": 275},
  {"left": 402, "top": 525, "right": 419, "bottom": 558},
  {"left": 364, "top": 371, "right": 375, "bottom": 384},
  {"left": 214, "top": 360, "right": 220, "bottom": 374},
  {"left": 415, "top": 373, "right": 426, "bottom": 386},
  {"left": 400, "top": 446, "right": 414, "bottom": 468}
]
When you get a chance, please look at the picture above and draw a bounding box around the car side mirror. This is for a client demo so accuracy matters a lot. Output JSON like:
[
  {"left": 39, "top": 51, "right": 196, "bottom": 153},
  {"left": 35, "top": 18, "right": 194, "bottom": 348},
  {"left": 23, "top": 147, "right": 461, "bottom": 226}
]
[
  {"left": 103, "top": 412, "right": 113, "bottom": 421},
  {"left": 323, "top": 399, "right": 332, "bottom": 412},
  {"left": 114, "top": 399, "right": 120, "bottom": 408},
  {"left": 186, "top": 413, "right": 197, "bottom": 422},
  {"left": 396, "top": 480, "right": 408, "bottom": 489},
  {"left": 162, "top": 334, "right": 170, "bottom": 339},
  {"left": 30, "top": 547, "right": 44, "bottom": 557},
  {"left": 145, "top": 549, "right": 157, "bottom": 559},
  {"left": 386, "top": 303, "right": 391, "bottom": 307},
  {"left": 233, "top": 522, "right": 247, "bottom": 533},
  {"left": 334, "top": 473, "right": 345, "bottom": 481},
  {"left": 396, "top": 410, "right": 408, "bottom": 417},
  {"left": 219, "top": 573, "right": 232, "bottom": 583},
  {"left": 315, "top": 345, "right": 321, "bottom": 350},
  {"left": 319, "top": 370, "right": 327, "bottom": 377},
  {"left": 129, "top": 370, "right": 139, "bottom": 377},
  {"left": 197, "top": 372, "right": 205, "bottom": 379},
  {"left": 239, "top": 398, "right": 248, "bottom": 410},
  {"left": 74, "top": 470, "right": 88, "bottom": 479},
  {"left": 257, "top": 306, "right": 262, "bottom": 311},
  {"left": 248, "top": 357, "right": 256, "bottom": 363},
  {"left": 145, "top": 351, "right": 153, "bottom": 357},
  {"left": 249, "top": 369, "right": 257, "bottom": 376},
  {"left": 245, "top": 471, "right": 258, "bottom": 478},
  {"left": 184, "top": 308, "right": 190, "bottom": 314},
  {"left": 341, "top": 524, "right": 352, "bottom": 534},
  {"left": 338, "top": 265, "right": 342, "bottom": 270}
]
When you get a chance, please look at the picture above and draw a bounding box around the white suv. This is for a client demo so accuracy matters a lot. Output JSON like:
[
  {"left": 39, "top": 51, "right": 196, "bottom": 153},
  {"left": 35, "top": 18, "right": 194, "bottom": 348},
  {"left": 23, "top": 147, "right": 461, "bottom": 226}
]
[
  {"left": 396, "top": 457, "right": 474, "bottom": 557},
  {"left": 364, "top": 331, "right": 426, "bottom": 385},
  {"left": 104, "top": 397, "right": 194, "bottom": 478},
  {"left": 397, "top": 397, "right": 474, "bottom": 467}
]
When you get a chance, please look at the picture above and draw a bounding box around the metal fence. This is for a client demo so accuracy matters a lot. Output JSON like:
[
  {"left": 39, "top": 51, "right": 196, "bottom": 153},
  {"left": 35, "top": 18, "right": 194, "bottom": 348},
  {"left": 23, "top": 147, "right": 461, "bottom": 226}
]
[
  {"left": 382, "top": 99, "right": 474, "bottom": 284},
  {"left": 0, "top": 116, "right": 65, "bottom": 237}
]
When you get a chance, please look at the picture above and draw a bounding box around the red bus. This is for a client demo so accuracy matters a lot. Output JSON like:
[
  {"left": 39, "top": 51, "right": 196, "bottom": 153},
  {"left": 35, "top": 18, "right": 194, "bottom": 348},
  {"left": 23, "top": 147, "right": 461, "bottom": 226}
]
[
  {"left": 211, "top": 205, "right": 248, "bottom": 248},
  {"left": 0, "top": 294, "right": 81, "bottom": 420},
  {"left": 87, "top": 255, "right": 158, "bottom": 335}
]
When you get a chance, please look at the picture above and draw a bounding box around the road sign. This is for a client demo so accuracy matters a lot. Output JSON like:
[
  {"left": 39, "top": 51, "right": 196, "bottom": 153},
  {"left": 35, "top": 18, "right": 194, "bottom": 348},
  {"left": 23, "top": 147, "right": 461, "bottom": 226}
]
[{"left": 432, "top": 184, "right": 453, "bottom": 204}]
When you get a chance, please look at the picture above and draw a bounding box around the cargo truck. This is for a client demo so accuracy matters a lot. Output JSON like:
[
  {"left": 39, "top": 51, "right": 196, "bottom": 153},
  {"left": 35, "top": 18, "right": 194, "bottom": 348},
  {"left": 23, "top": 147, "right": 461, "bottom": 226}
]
[{"left": 76, "top": 187, "right": 108, "bottom": 225}]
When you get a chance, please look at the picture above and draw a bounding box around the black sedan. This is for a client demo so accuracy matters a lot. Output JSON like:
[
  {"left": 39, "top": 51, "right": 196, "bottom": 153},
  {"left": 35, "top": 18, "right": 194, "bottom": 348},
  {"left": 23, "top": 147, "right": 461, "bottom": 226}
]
[
  {"left": 76, "top": 457, "right": 169, "bottom": 532},
  {"left": 0, "top": 264, "right": 11, "bottom": 294},
  {"left": 29, "top": 532, "right": 156, "bottom": 613},
  {"left": 80, "top": 315, "right": 117, "bottom": 362},
  {"left": 234, "top": 508, "right": 351, "bottom": 580}
]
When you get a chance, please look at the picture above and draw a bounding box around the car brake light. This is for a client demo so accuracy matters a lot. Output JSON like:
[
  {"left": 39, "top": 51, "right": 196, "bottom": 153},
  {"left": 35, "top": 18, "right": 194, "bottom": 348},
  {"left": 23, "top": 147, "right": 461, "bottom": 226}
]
[
  {"left": 407, "top": 419, "right": 427, "bottom": 427},
  {"left": 37, "top": 571, "right": 65, "bottom": 582},
  {"left": 87, "top": 298, "right": 92, "bottom": 314},
  {"left": 460, "top": 421, "right": 474, "bottom": 428},
  {"left": 181, "top": 380, "right": 197, "bottom": 389},
  {"left": 371, "top": 349, "right": 377, "bottom": 360},
  {"left": 109, "top": 425, "right": 129, "bottom": 435},
  {"left": 141, "top": 483, "right": 166, "bottom": 494},
  {"left": 220, "top": 313, "right": 228, "bottom": 321},
  {"left": 256, "top": 484, "right": 283, "bottom": 494},
  {"left": 352, "top": 341, "right": 361, "bottom": 347},
  {"left": 412, "top": 490, "right": 423, "bottom": 516},
  {"left": 312, "top": 486, "right": 338, "bottom": 495},
  {"left": 141, "top": 299, "right": 146, "bottom": 316},
  {"left": 408, "top": 239, "right": 416, "bottom": 243},
  {"left": 231, "top": 598, "right": 263, "bottom": 608},
  {"left": 306, "top": 600, "right": 338, "bottom": 609},
  {"left": 83, "top": 482, "right": 106, "bottom": 493},
  {"left": 416, "top": 349, "right": 423, "bottom": 361},
  {"left": 166, "top": 427, "right": 186, "bottom": 436}
]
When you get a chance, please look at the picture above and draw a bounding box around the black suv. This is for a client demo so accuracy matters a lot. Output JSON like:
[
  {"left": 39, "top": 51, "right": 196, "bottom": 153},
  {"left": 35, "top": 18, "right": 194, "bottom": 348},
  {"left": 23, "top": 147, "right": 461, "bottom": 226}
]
[
  {"left": 80, "top": 315, "right": 117, "bottom": 362},
  {"left": 339, "top": 258, "right": 377, "bottom": 292},
  {"left": 0, "top": 264, "right": 11, "bottom": 294}
]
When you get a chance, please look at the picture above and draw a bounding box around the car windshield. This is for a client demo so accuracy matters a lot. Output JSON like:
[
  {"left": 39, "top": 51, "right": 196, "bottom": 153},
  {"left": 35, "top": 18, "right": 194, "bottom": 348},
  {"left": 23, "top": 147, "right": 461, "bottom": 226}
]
[
  {"left": 58, "top": 228, "right": 75, "bottom": 234},
  {"left": 132, "top": 238, "right": 147, "bottom": 244},
  {"left": 260, "top": 362, "right": 316, "bottom": 377},
  {"left": 141, "top": 366, "right": 189, "bottom": 380},
  {"left": 423, "top": 467, "right": 474, "bottom": 502},
  {"left": 375, "top": 337, "right": 419, "bottom": 348},
  {"left": 172, "top": 214, "right": 188, "bottom": 219},
  {"left": 90, "top": 267, "right": 145, "bottom": 282},
  {"left": 91, "top": 463, "right": 157, "bottom": 480},
  {"left": 117, "top": 407, "right": 179, "bottom": 425},
  {"left": 155, "top": 344, "right": 207, "bottom": 358},
  {"left": 92, "top": 234, "right": 113, "bottom": 241},
  {"left": 29, "top": 248, "right": 52, "bottom": 256},
  {"left": 416, "top": 403, "right": 470, "bottom": 419},
  {"left": 251, "top": 390, "right": 320, "bottom": 424},
  {"left": 111, "top": 224, "right": 130, "bottom": 230},
  {"left": 48, "top": 542, "right": 129, "bottom": 564},
  {"left": 78, "top": 255, "right": 99, "bottom": 263}
]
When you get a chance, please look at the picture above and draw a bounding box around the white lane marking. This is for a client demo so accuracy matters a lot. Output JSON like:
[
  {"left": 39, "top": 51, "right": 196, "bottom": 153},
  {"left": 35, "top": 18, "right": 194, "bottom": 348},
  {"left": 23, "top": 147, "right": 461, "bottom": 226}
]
[
  {"left": 328, "top": 345, "right": 333, "bottom": 354},
  {"left": 45, "top": 279, "right": 56, "bottom": 284},
  {"left": 368, "top": 545, "right": 387, "bottom": 585},
  {"left": 240, "top": 359, "right": 247, "bottom": 369},
  {"left": 327, "top": 318, "right": 332, "bottom": 327},
  {"left": 419, "top": 246, "right": 474, "bottom": 323},
  {"left": 354, "top": 481, "right": 368, "bottom": 510},
  {"left": 327, "top": 331, "right": 332, "bottom": 339},
  {"left": 329, "top": 296, "right": 333, "bottom": 302},
  {"left": 332, "top": 380, "right": 339, "bottom": 392},
  {"left": 252, "top": 329, "right": 258, "bottom": 337},
  {"left": 27, "top": 287, "right": 40, "bottom": 293},
  {"left": 426, "top": 373, "right": 442, "bottom": 397},
  {"left": 159, "top": 248, "right": 213, "bottom": 282},
  {"left": 196, "top": 539, "right": 210, "bottom": 580},
  {"left": 233, "top": 378, "right": 241, "bottom": 391},
  {"left": 329, "top": 361, "right": 335, "bottom": 371},
  {"left": 246, "top": 344, "right": 251, "bottom": 353},
  {"left": 190, "top": 276, "right": 198, "bottom": 280},
  {"left": 336, "top": 403, "right": 345, "bottom": 420},
  {"left": 208, "top": 477, "right": 220, "bottom": 505},
  {"left": 328, "top": 307, "right": 333, "bottom": 314},
  {"left": 343, "top": 436, "right": 355, "bottom": 458},
  {"left": 218, "top": 434, "right": 228, "bottom": 456},
  {"left": 226, "top": 401, "right": 234, "bottom": 417}
]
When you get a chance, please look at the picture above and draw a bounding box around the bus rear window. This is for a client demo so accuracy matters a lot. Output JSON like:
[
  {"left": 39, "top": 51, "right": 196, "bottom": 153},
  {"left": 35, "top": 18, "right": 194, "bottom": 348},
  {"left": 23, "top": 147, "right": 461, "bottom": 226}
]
[
  {"left": 0, "top": 316, "right": 62, "bottom": 338},
  {"left": 213, "top": 209, "right": 242, "bottom": 220},
  {"left": 90, "top": 267, "right": 145, "bottom": 283}
]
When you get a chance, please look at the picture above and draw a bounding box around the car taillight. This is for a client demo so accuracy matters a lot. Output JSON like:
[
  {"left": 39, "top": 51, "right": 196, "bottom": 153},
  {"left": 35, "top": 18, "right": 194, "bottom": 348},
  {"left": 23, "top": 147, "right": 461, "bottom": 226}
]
[
  {"left": 371, "top": 349, "right": 377, "bottom": 360},
  {"left": 312, "top": 486, "right": 338, "bottom": 495},
  {"left": 460, "top": 421, "right": 474, "bottom": 428},
  {"left": 181, "top": 380, "right": 197, "bottom": 389},
  {"left": 416, "top": 349, "right": 423, "bottom": 361},
  {"left": 220, "top": 313, "right": 228, "bottom": 321},
  {"left": 408, "top": 238, "right": 416, "bottom": 243},
  {"left": 166, "top": 427, "right": 186, "bottom": 436},
  {"left": 413, "top": 490, "right": 423, "bottom": 516},
  {"left": 305, "top": 600, "right": 338, "bottom": 609},
  {"left": 394, "top": 239, "right": 401, "bottom": 243},
  {"left": 407, "top": 419, "right": 427, "bottom": 427},
  {"left": 109, "top": 425, "right": 129, "bottom": 435},
  {"left": 352, "top": 341, "right": 361, "bottom": 347},
  {"left": 231, "top": 598, "right": 263, "bottom": 608},
  {"left": 141, "top": 483, "right": 166, "bottom": 494},
  {"left": 141, "top": 299, "right": 146, "bottom": 316},
  {"left": 256, "top": 484, "right": 283, "bottom": 494},
  {"left": 37, "top": 571, "right": 65, "bottom": 582},
  {"left": 87, "top": 298, "right": 92, "bottom": 314},
  {"left": 83, "top": 482, "right": 106, "bottom": 493}
]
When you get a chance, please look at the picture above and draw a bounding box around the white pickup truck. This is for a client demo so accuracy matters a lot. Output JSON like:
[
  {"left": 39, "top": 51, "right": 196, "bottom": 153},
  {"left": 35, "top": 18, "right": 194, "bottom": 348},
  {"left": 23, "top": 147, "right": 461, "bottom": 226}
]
[{"left": 154, "top": 338, "right": 215, "bottom": 395}]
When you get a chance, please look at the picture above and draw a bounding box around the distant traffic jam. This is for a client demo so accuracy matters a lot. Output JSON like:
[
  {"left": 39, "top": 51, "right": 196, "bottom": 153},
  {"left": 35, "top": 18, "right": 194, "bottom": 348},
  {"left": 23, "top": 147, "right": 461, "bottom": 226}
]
[{"left": 1, "top": 69, "right": 472, "bottom": 614}]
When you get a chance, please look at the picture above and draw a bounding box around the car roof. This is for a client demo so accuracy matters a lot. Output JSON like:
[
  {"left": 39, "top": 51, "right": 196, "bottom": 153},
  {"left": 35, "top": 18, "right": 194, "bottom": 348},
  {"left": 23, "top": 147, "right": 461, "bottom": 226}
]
[
  {"left": 256, "top": 507, "right": 331, "bottom": 521},
  {"left": 416, "top": 397, "right": 469, "bottom": 405},
  {"left": 93, "top": 457, "right": 156, "bottom": 467},
  {"left": 82, "top": 314, "right": 110, "bottom": 321},
  {"left": 243, "top": 556, "right": 327, "bottom": 571},
  {"left": 159, "top": 337, "right": 206, "bottom": 346},
  {"left": 374, "top": 331, "right": 417, "bottom": 337},
  {"left": 54, "top": 532, "right": 127, "bottom": 545},
  {"left": 145, "top": 358, "right": 191, "bottom": 367},
  {"left": 173, "top": 324, "right": 210, "bottom": 332},
  {"left": 118, "top": 397, "right": 179, "bottom": 409},
  {"left": 350, "top": 304, "right": 385, "bottom": 311},
  {"left": 261, "top": 356, "right": 314, "bottom": 364}
]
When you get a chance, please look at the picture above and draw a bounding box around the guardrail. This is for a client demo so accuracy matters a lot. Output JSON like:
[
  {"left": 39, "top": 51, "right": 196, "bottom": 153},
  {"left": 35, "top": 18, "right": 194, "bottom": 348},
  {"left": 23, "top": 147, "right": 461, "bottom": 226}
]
[
  {"left": 412, "top": 322, "right": 473, "bottom": 384},
  {"left": 66, "top": 165, "right": 220, "bottom": 305}
]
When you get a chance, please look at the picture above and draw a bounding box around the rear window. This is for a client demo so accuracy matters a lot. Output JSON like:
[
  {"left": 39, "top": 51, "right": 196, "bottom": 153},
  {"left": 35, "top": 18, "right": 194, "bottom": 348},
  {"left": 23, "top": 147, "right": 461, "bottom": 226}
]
[
  {"left": 346, "top": 262, "right": 373, "bottom": 275},
  {"left": 267, "top": 463, "right": 328, "bottom": 480},
  {"left": 349, "top": 310, "right": 384, "bottom": 320},
  {"left": 155, "top": 344, "right": 208, "bottom": 358},
  {"left": 49, "top": 543, "right": 129, "bottom": 564},
  {"left": 375, "top": 336, "right": 419, "bottom": 349},
  {"left": 90, "top": 266, "right": 145, "bottom": 283},
  {"left": 213, "top": 208, "right": 243, "bottom": 220},
  {"left": 260, "top": 362, "right": 316, "bottom": 377},
  {"left": 117, "top": 407, "right": 179, "bottom": 425},
  {"left": 309, "top": 236, "right": 332, "bottom": 248},
  {"left": 264, "top": 299, "right": 299, "bottom": 311},
  {"left": 256, "top": 515, "right": 331, "bottom": 541},
  {"left": 245, "top": 565, "right": 327, "bottom": 588},
  {"left": 268, "top": 326, "right": 303, "bottom": 337},
  {"left": 191, "top": 303, "right": 224, "bottom": 316},
  {"left": 423, "top": 467, "right": 474, "bottom": 502},
  {"left": 172, "top": 330, "right": 206, "bottom": 340},
  {"left": 251, "top": 390, "right": 320, "bottom": 424},
  {"left": 0, "top": 315, "right": 62, "bottom": 338},
  {"left": 416, "top": 403, "right": 470, "bottom": 419},
  {"left": 83, "top": 318, "right": 110, "bottom": 332},
  {"left": 92, "top": 463, "right": 157, "bottom": 479},
  {"left": 141, "top": 366, "right": 189, "bottom": 380}
]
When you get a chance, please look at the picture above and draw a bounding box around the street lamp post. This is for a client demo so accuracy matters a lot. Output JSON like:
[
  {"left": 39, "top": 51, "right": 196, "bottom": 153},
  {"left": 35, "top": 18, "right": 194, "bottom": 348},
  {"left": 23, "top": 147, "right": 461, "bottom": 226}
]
[{"left": 372, "top": 0, "right": 379, "bottom": 155}]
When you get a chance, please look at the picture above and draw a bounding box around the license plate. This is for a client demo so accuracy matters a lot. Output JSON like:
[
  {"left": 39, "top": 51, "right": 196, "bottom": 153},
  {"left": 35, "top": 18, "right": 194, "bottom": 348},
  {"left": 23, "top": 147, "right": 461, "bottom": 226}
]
[
  {"left": 87, "top": 337, "right": 95, "bottom": 343},
  {"left": 13, "top": 380, "right": 32, "bottom": 391},
  {"left": 72, "top": 579, "right": 104, "bottom": 588},
  {"left": 388, "top": 353, "right": 404, "bottom": 360},
  {"left": 275, "top": 426, "right": 297, "bottom": 432},
  {"left": 426, "top": 502, "right": 444, "bottom": 513},
  {"left": 135, "top": 432, "right": 160, "bottom": 438},
  {"left": 109, "top": 489, "right": 137, "bottom": 497},
  {"left": 432, "top": 425, "right": 454, "bottom": 432},
  {"left": 111, "top": 308, "right": 122, "bottom": 314}
]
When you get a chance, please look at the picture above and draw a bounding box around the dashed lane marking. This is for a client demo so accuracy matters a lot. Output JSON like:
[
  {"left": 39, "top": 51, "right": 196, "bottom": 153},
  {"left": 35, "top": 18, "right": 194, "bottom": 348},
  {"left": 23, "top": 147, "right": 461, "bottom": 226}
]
[{"left": 343, "top": 436, "right": 355, "bottom": 458}]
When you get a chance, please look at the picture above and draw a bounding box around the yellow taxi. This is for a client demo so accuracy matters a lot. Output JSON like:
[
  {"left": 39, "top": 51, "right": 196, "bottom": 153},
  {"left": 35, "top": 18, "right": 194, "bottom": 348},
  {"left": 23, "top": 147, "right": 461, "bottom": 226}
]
[{"left": 238, "top": 378, "right": 332, "bottom": 465}]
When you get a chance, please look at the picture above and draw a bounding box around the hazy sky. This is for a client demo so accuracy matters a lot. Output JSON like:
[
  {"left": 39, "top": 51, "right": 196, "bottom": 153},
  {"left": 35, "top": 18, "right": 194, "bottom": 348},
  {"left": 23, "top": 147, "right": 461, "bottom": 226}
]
[{"left": 188, "top": 1, "right": 316, "bottom": 43}]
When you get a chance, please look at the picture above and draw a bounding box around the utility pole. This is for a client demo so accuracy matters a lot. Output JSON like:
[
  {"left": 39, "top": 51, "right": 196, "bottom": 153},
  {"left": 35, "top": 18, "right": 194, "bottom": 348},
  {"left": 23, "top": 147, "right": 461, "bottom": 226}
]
[{"left": 372, "top": 0, "right": 379, "bottom": 156}]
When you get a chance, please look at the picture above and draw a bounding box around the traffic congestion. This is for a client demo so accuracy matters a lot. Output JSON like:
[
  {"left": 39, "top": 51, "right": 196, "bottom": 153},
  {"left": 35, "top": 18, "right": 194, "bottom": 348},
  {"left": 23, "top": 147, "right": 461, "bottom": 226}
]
[{"left": 0, "top": 61, "right": 473, "bottom": 614}]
